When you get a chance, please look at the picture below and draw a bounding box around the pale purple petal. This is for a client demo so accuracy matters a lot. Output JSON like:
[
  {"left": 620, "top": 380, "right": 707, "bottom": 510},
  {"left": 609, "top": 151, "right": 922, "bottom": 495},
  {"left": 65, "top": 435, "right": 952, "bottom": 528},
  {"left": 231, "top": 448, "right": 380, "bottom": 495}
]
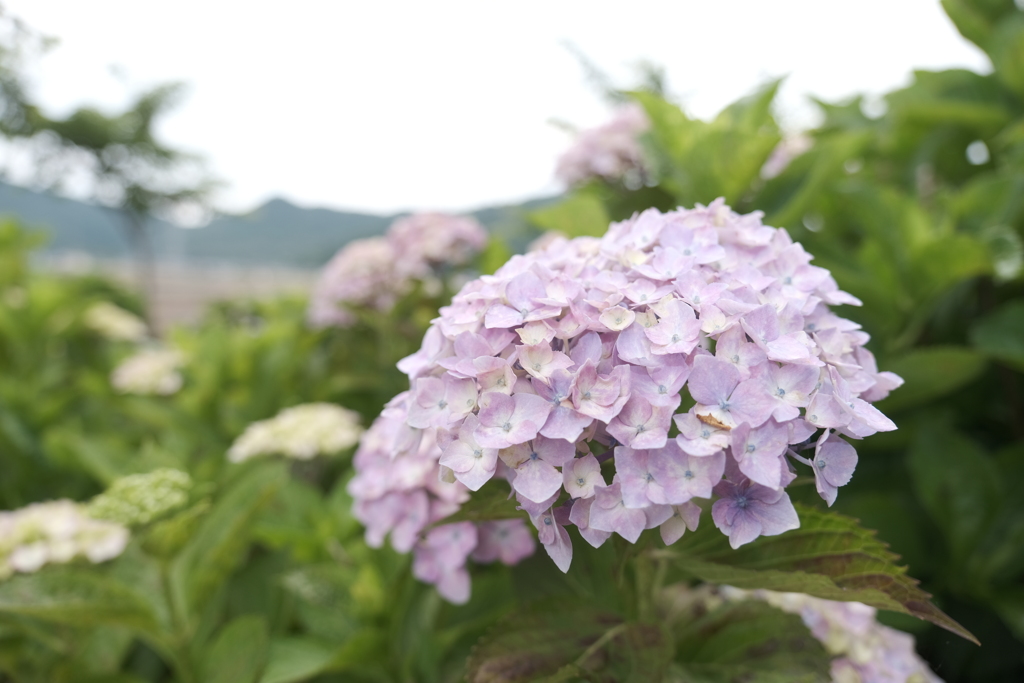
[
  {"left": 435, "top": 568, "right": 471, "bottom": 604},
  {"left": 645, "top": 299, "right": 701, "bottom": 355},
  {"left": 649, "top": 441, "right": 726, "bottom": 503},
  {"left": 660, "top": 501, "right": 701, "bottom": 545},
  {"left": 615, "top": 322, "right": 659, "bottom": 367},
  {"left": 813, "top": 432, "right": 858, "bottom": 506},
  {"left": 714, "top": 325, "right": 767, "bottom": 379},
  {"left": 501, "top": 443, "right": 564, "bottom": 504},
  {"left": 643, "top": 503, "right": 674, "bottom": 528},
  {"left": 712, "top": 478, "right": 799, "bottom": 549},
  {"left": 687, "top": 356, "right": 741, "bottom": 406},
  {"left": 472, "top": 519, "right": 536, "bottom": 565},
  {"left": 476, "top": 393, "right": 552, "bottom": 449},
  {"left": 571, "top": 361, "right": 631, "bottom": 422},
  {"left": 675, "top": 411, "right": 731, "bottom": 456},
  {"left": 731, "top": 421, "right": 789, "bottom": 489},
  {"left": 439, "top": 433, "right": 497, "bottom": 492},
  {"left": 531, "top": 508, "right": 573, "bottom": 572},
  {"left": 516, "top": 343, "right": 574, "bottom": 383},
  {"left": 615, "top": 447, "right": 663, "bottom": 508},
  {"left": 534, "top": 435, "right": 576, "bottom": 467},
  {"left": 589, "top": 482, "right": 646, "bottom": 543},
  {"left": 568, "top": 496, "right": 612, "bottom": 548},
  {"left": 599, "top": 305, "right": 636, "bottom": 331},
  {"left": 607, "top": 396, "right": 671, "bottom": 450},
  {"left": 563, "top": 454, "right": 605, "bottom": 499}
]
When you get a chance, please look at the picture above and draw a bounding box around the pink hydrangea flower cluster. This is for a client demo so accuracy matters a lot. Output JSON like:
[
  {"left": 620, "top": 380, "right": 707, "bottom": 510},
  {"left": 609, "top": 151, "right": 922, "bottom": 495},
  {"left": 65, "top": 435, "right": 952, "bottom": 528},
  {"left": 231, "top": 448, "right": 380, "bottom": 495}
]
[
  {"left": 555, "top": 103, "right": 650, "bottom": 188},
  {"left": 308, "top": 212, "right": 488, "bottom": 328},
  {"left": 350, "top": 199, "right": 902, "bottom": 602},
  {"left": 349, "top": 396, "right": 535, "bottom": 603},
  {"left": 387, "top": 213, "right": 489, "bottom": 277}
]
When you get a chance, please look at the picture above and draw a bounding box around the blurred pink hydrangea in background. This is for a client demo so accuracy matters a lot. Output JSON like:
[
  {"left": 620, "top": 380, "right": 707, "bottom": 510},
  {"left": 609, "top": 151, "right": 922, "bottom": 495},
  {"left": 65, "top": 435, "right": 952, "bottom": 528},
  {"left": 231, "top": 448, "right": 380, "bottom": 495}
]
[
  {"left": 308, "top": 212, "right": 488, "bottom": 328},
  {"left": 723, "top": 588, "right": 943, "bottom": 682},
  {"left": 761, "top": 134, "right": 814, "bottom": 180},
  {"left": 349, "top": 199, "right": 902, "bottom": 603},
  {"left": 308, "top": 237, "right": 397, "bottom": 328},
  {"left": 555, "top": 103, "right": 650, "bottom": 188},
  {"left": 387, "top": 212, "right": 489, "bottom": 277}
]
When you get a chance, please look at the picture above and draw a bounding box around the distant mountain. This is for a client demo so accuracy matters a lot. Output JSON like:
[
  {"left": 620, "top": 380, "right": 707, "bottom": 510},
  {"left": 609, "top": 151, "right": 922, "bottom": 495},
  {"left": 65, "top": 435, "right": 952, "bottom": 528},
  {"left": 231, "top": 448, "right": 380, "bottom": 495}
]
[
  {"left": 0, "top": 181, "right": 150, "bottom": 259},
  {"left": 0, "top": 180, "right": 556, "bottom": 267},
  {"left": 177, "top": 199, "right": 395, "bottom": 267}
]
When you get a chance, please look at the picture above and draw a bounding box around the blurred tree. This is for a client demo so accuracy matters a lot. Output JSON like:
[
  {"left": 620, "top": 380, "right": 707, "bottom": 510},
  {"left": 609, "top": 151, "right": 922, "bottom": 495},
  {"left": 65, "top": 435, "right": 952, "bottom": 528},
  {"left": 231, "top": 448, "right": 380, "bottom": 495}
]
[{"left": 0, "top": 4, "right": 216, "bottom": 318}]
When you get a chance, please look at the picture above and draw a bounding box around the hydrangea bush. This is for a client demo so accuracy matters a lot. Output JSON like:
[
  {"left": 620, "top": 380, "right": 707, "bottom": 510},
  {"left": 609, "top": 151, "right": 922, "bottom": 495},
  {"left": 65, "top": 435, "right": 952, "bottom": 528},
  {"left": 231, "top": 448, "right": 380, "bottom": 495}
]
[
  {"left": 351, "top": 199, "right": 902, "bottom": 602},
  {"left": 556, "top": 103, "right": 650, "bottom": 188},
  {"left": 308, "top": 212, "right": 487, "bottom": 328}
]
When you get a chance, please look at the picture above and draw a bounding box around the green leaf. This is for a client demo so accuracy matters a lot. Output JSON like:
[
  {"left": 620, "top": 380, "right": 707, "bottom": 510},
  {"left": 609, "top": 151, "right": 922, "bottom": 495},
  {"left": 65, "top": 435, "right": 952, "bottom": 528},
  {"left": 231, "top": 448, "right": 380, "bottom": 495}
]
[
  {"left": 431, "top": 480, "right": 525, "bottom": 526},
  {"left": 41, "top": 429, "right": 139, "bottom": 486},
  {"left": 0, "top": 569, "right": 160, "bottom": 634},
  {"left": 941, "top": 0, "right": 997, "bottom": 50},
  {"left": 908, "top": 233, "right": 992, "bottom": 302},
  {"left": 607, "top": 621, "right": 674, "bottom": 683},
  {"left": 991, "top": 586, "right": 1024, "bottom": 642},
  {"left": 970, "top": 300, "right": 1024, "bottom": 371},
  {"left": 252, "top": 479, "right": 334, "bottom": 561},
  {"left": 329, "top": 627, "right": 390, "bottom": 672},
  {"left": 981, "top": 223, "right": 1024, "bottom": 281},
  {"left": 170, "top": 461, "right": 286, "bottom": 619},
  {"left": 875, "top": 346, "right": 987, "bottom": 413},
  {"left": 479, "top": 238, "right": 513, "bottom": 276},
  {"left": 258, "top": 638, "right": 337, "bottom": 683},
  {"left": 63, "top": 626, "right": 136, "bottom": 679},
  {"left": 528, "top": 193, "right": 610, "bottom": 239},
  {"left": 990, "top": 14, "right": 1024, "bottom": 97},
  {"left": 280, "top": 564, "right": 366, "bottom": 641},
  {"left": 907, "top": 424, "right": 1001, "bottom": 569},
  {"left": 201, "top": 615, "right": 269, "bottom": 683},
  {"left": 674, "top": 600, "right": 832, "bottom": 682},
  {"left": 141, "top": 499, "right": 212, "bottom": 559},
  {"left": 464, "top": 605, "right": 670, "bottom": 683},
  {"left": 761, "top": 131, "right": 870, "bottom": 230},
  {"left": 664, "top": 504, "right": 977, "bottom": 644},
  {"left": 633, "top": 85, "right": 782, "bottom": 206}
]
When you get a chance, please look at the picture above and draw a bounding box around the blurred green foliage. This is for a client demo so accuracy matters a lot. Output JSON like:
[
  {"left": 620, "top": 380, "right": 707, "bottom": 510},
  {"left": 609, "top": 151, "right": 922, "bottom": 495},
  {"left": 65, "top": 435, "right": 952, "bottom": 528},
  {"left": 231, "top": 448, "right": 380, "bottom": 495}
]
[
  {"left": 0, "top": 217, "right": 526, "bottom": 682},
  {"left": 2, "top": 1, "right": 1023, "bottom": 681}
]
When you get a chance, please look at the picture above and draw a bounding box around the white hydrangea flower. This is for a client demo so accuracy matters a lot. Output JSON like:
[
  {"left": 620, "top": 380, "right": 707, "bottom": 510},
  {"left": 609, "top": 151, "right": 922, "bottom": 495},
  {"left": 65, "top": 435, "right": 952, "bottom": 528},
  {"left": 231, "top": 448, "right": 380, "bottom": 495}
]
[
  {"left": 228, "top": 403, "right": 364, "bottom": 463},
  {"left": 87, "top": 469, "right": 192, "bottom": 526},
  {"left": 111, "top": 348, "right": 184, "bottom": 396},
  {"left": 0, "top": 500, "right": 129, "bottom": 579},
  {"left": 83, "top": 302, "right": 149, "bottom": 342}
]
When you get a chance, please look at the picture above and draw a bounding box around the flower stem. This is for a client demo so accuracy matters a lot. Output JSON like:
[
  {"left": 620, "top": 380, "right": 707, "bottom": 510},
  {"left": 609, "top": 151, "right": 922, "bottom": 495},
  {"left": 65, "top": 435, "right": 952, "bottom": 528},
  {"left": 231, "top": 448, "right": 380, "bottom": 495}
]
[{"left": 573, "top": 622, "right": 630, "bottom": 669}]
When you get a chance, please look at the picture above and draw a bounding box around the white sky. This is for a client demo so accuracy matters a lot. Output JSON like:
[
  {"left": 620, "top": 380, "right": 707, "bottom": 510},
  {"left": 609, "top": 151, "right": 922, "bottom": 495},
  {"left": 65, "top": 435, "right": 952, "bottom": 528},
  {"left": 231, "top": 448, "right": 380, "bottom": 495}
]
[{"left": 4, "top": 0, "right": 991, "bottom": 217}]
